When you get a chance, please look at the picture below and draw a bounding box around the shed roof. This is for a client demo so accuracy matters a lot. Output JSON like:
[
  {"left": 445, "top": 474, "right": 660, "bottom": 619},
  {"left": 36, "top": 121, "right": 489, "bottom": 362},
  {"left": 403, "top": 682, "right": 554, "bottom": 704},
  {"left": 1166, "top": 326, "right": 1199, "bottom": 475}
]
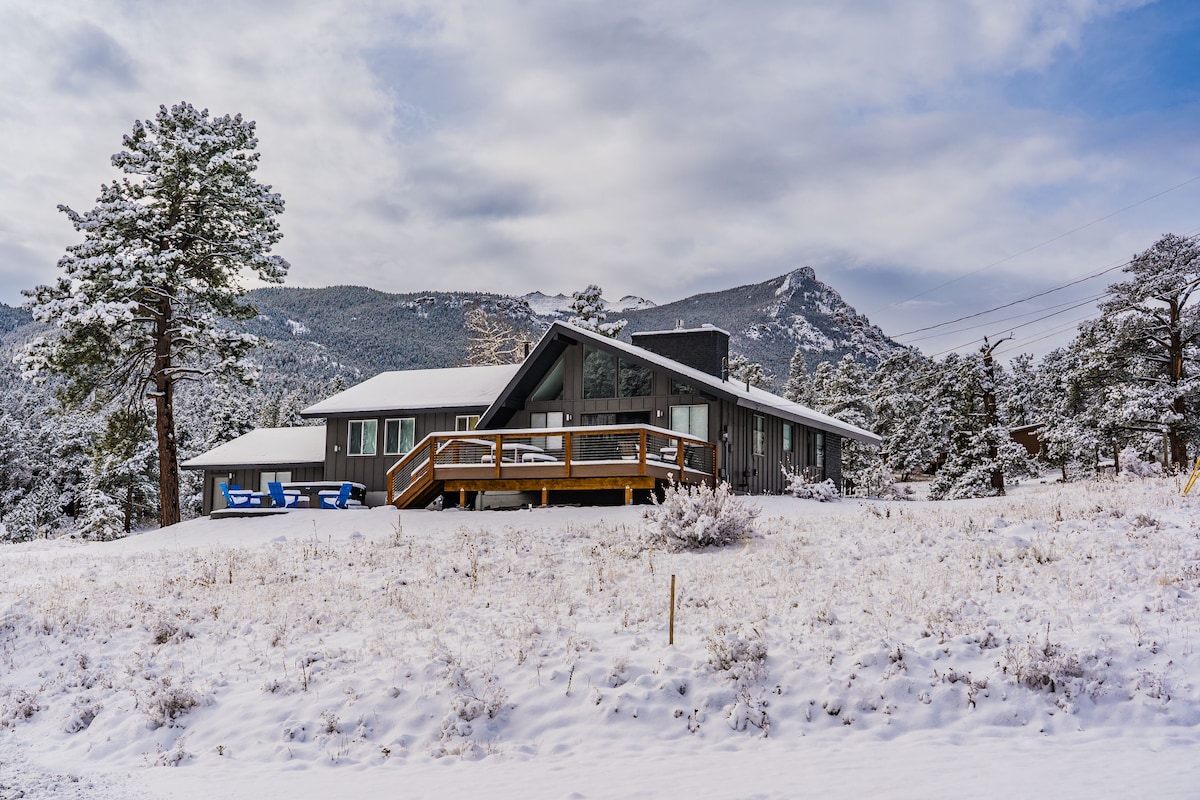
[
  {"left": 181, "top": 426, "right": 326, "bottom": 470},
  {"left": 300, "top": 363, "right": 521, "bottom": 417}
]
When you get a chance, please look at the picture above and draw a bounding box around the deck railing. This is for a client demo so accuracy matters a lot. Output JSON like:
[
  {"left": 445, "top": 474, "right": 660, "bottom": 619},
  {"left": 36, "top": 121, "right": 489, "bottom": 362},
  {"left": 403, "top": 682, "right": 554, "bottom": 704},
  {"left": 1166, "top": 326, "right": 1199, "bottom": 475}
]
[{"left": 386, "top": 424, "right": 717, "bottom": 505}]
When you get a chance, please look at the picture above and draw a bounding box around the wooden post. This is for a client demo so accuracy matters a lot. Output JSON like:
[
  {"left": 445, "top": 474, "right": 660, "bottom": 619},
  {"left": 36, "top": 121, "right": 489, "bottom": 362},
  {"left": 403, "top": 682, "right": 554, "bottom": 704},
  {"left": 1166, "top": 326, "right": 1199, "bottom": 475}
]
[
  {"left": 541, "top": 486, "right": 548, "bottom": 506},
  {"left": 669, "top": 574, "right": 676, "bottom": 646},
  {"left": 625, "top": 484, "right": 632, "bottom": 505},
  {"left": 459, "top": 487, "right": 466, "bottom": 508}
]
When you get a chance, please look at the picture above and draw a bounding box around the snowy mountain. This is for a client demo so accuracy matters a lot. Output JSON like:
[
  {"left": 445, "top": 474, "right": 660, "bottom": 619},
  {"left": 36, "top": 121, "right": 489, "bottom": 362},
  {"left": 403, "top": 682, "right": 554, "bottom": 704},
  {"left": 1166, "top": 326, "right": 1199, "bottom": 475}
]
[
  {"left": 617, "top": 267, "right": 904, "bottom": 382},
  {"left": 0, "top": 267, "right": 899, "bottom": 392},
  {"left": 520, "top": 291, "right": 656, "bottom": 317}
]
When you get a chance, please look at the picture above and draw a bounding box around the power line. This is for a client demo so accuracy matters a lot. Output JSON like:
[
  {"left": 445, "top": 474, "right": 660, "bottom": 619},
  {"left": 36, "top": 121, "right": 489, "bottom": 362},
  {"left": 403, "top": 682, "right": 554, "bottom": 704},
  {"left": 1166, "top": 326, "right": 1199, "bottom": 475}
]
[
  {"left": 892, "top": 260, "right": 1126, "bottom": 338},
  {"left": 901, "top": 290, "right": 1108, "bottom": 343},
  {"left": 882, "top": 174, "right": 1200, "bottom": 312}
]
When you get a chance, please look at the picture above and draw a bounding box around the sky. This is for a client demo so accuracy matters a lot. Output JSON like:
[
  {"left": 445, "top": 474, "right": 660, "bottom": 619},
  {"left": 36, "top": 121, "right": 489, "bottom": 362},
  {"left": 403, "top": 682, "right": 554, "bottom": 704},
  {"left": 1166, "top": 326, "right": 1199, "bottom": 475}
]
[{"left": 1, "top": 0, "right": 1198, "bottom": 359}]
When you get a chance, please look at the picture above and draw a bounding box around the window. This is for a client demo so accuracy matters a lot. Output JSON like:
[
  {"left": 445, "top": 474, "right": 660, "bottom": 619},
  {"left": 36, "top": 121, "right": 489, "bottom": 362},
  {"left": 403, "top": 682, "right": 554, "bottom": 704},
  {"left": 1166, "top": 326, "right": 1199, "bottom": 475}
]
[
  {"left": 456, "top": 415, "right": 480, "bottom": 432},
  {"left": 531, "top": 356, "right": 565, "bottom": 401},
  {"left": 348, "top": 419, "right": 377, "bottom": 456},
  {"left": 783, "top": 422, "right": 793, "bottom": 453},
  {"left": 618, "top": 359, "right": 652, "bottom": 397},
  {"left": 530, "top": 411, "right": 564, "bottom": 450},
  {"left": 753, "top": 415, "right": 765, "bottom": 456},
  {"left": 670, "top": 378, "right": 698, "bottom": 395},
  {"left": 259, "top": 470, "right": 292, "bottom": 493},
  {"left": 582, "top": 347, "right": 616, "bottom": 398},
  {"left": 669, "top": 404, "right": 708, "bottom": 439},
  {"left": 384, "top": 417, "right": 416, "bottom": 455},
  {"left": 582, "top": 347, "right": 653, "bottom": 398}
]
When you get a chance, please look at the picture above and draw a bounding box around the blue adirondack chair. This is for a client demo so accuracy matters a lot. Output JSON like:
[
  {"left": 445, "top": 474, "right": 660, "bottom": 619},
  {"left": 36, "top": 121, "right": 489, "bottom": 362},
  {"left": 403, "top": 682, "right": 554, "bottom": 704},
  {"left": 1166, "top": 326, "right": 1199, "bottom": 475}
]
[
  {"left": 220, "top": 482, "right": 251, "bottom": 509},
  {"left": 319, "top": 482, "right": 354, "bottom": 509},
  {"left": 267, "top": 482, "right": 301, "bottom": 508}
]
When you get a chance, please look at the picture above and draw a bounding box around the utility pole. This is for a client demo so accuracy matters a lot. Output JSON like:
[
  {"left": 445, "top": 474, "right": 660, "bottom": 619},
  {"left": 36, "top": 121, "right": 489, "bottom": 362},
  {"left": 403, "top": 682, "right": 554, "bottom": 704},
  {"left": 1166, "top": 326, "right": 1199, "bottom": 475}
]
[{"left": 980, "top": 335, "right": 1014, "bottom": 494}]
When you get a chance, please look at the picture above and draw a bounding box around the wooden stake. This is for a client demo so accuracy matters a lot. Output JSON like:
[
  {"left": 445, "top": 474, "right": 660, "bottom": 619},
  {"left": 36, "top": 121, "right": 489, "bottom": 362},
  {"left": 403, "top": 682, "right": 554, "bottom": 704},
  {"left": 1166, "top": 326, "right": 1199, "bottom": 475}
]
[
  {"left": 541, "top": 486, "right": 548, "bottom": 506},
  {"left": 459, "top": 487, "right": 466, "bottom": 508},
  {"left": 625, "top": 484, "right": 633, "bottom": 505},
  {"left": 669, "top": 574, "right": 676, "bottom": 646}
]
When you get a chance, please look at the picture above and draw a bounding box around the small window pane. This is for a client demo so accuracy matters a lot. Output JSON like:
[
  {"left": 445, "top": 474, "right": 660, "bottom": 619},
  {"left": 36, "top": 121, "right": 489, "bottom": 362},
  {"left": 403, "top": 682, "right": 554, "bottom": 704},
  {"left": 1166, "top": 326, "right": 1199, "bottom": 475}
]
[
  {"left": 671, "top": 378, "right": 697, "bottom": 395},
  {"left": 783, "top": 423, "right": 793, "bottom": 452},
  {"left": 618, "top": 359, "right": 652, "bottom": 397},
  {"left": 582, "top": 347, "right": 616, "bottom": 399},
  {"left": 753, "top": 415, "right": 765, "bottom": 456},
  {"left": 385, "top": 418, "right": 416, "bottom": 455},
  {"left": 531, "top": 356, "right": 565, "bottom": 401},
  {"left": 350, "top": 419, "right": 377, "bottom": 456}
]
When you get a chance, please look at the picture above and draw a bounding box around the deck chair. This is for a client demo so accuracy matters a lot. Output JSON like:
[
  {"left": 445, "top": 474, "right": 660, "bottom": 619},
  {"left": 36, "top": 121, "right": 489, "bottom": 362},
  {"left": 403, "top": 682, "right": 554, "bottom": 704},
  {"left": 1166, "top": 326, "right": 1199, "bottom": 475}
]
[
  {"left": 220, "top": 482, "right": 250, "bottom": 509},
  {"left": 319, "top": 482, "right": 354, "bottom": 509},
  {"left": 267, "top": 482, "right": 301, "bottom": 508}
]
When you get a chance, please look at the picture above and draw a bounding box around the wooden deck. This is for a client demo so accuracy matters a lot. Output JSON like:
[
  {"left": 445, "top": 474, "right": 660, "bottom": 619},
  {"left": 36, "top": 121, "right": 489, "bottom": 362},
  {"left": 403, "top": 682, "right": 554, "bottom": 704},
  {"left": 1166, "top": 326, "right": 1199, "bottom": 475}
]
[{"left": 386, "top": 424, "right": 717, "bottom": 508}]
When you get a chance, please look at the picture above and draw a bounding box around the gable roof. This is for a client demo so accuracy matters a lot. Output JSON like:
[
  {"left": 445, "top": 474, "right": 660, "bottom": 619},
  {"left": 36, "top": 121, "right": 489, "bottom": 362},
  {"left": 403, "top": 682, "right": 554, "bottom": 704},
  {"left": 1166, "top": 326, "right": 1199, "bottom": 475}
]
[
  {"left": 299, "top": 363, "right": 521, "bottom": 417},
  {"left": 181, "top": 426, "right": 326, "bottom": 470},
  {"left": 480, "top": 321, "right": 881, "bottom": 445}
]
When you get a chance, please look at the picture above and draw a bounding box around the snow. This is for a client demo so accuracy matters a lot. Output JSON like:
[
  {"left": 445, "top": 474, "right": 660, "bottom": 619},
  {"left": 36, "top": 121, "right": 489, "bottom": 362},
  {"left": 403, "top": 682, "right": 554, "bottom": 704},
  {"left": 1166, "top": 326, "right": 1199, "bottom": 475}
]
[
  {"left": 1, "top": 477, "right": 1199, "bottom": 797},
  {"left": 300, "top": 363, "right": 520, "bottom": 416},
  {"left": 180, "top": 426, "right": 325, "bottom": 469}
]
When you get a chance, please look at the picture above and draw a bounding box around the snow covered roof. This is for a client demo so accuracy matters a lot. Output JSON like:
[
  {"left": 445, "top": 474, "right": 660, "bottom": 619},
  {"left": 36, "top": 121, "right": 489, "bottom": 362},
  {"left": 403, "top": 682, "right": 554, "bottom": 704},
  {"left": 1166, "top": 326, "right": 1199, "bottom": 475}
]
[
  {"left": 181, "top": 426, "right": 326, "bottom": 469},
  {"left": 483, "top": 321, "right": 881, "bottom": 445},
  {"left": 300, "top": 364, "right": 521, "bottom": 417}
]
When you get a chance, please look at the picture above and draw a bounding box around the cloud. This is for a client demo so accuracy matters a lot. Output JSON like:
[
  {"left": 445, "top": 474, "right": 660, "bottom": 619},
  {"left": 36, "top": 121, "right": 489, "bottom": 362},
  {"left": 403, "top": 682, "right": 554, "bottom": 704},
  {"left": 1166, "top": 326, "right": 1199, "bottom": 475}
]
[
  {"left": 0, "top": 0, "right": 1193, "bottom": 362},
  {"left": 53, "top": 22, "right": 138, "bottom": 94}
]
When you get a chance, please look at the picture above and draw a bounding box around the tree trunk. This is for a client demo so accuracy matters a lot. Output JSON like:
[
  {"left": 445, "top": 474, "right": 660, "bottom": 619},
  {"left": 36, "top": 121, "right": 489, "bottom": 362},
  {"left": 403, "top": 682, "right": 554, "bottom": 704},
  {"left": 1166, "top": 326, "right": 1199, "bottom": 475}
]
[
  {"left": 153, "top": 295, "right": 181, "bottom": 527},
  {"left": 124, "top": 482, "right": 134, "bottom": 533},
  {"left": 1168, "top": 300, "right": 1188, "bottom": 469}
]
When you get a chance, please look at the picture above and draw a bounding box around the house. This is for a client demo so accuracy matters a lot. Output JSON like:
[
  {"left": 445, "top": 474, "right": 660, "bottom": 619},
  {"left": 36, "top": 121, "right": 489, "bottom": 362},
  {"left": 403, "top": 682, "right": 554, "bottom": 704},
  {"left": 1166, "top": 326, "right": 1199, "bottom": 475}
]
[{"left": 184, "top": 321, "right": 880, "bottom": 511}]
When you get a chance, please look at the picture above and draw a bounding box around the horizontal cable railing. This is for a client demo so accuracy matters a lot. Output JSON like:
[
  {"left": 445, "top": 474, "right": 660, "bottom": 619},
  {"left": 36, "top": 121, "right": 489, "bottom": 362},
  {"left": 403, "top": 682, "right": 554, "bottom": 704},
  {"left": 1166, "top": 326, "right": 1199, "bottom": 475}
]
[{"left": 387, "top": 424, "right": 717, "bottom": 503}]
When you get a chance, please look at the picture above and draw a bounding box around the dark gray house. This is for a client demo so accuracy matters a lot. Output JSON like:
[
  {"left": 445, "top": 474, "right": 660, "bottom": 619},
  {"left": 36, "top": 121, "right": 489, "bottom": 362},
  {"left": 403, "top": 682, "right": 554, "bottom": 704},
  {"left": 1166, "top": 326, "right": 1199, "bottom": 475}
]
[{"left": 184, "top": 321, "right": 879, "bottom": 511}]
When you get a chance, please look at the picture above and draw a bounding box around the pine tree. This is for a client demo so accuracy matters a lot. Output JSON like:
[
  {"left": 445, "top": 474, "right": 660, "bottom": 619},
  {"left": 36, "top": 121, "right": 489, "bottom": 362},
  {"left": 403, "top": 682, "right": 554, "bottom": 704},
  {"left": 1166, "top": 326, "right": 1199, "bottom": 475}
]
[
  {"left": 568, "top": 285, "right": 627, "bottom": 338},
  {"left": 927, "top": 348, "right": 1034, "bottom": 500},
  {"left": 1084, "top": 233, "right": 1200, "bottom": 469},
  {"left": 21, "top": 102, "right": 289, "bottom": 527},
  {"left": 872, "top": 348, "right": 940, "bottom": 480},
  {"left": 782, "top": 346, "right": 814, "bottom": 404},
  {"left": 812, "top": 354, "right": 884, "bottom": 493},
  {"left": 727, "top": 353, "right": 776, "bottom": 390}
]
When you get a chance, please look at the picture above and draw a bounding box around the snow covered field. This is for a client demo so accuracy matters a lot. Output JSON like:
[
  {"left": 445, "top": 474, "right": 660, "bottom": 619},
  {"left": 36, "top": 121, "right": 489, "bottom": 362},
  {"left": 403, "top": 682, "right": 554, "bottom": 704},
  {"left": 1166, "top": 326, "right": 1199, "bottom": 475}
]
[{"left": 2, "top": 477, "right": 1199, "bottom": 798}]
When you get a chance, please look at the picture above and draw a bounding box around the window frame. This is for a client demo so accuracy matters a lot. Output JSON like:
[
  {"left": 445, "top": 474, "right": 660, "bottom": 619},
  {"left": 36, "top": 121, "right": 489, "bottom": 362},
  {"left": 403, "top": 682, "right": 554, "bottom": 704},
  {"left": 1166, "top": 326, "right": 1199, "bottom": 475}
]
[
  {"left": 669, "top": 404, "right": 709, "bottom": 439},
  {"left": 384, "top": 417, "right": 416, "bottom": 456},
  {"left": 348, "top": 419, "right": 378, "bottom": 457}
]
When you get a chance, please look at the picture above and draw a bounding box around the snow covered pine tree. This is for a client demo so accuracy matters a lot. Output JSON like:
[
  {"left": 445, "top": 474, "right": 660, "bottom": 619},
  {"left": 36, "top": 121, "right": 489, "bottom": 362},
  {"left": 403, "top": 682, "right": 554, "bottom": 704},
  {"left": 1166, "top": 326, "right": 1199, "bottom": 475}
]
[{"left": 22, "top": 102, "right": 289, "bottom": 527}]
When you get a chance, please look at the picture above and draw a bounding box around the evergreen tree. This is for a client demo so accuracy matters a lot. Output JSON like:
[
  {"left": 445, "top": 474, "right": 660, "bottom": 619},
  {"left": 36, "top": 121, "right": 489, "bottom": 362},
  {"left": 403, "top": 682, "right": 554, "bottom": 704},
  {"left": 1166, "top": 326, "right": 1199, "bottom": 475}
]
[
  {"left": 812, "top": 354, "right": 885, "bottom": 493},
  {"left": 872, "top": 348, "right": 941, "bottom": 480},
  {"left": 1084, "top": 233, "right": 1200, "bottom": 469},
  {"left": 927, "top": 348, "right": 1034, "bottom": 499},
  {"left": 782, "top": 346, "right": 814, "bottom": 405},
  {"left": 22, "top": 102, "right": 289, "bottom": 527},
  {"left": 726, "top": 352, "right": 776, "bottom": 390},
  {"left": 568, "top": 285, "right": 627, "bottom": 338},
  {"left": 1033, "top": 346, "right": 1102, "bottom": 480}
]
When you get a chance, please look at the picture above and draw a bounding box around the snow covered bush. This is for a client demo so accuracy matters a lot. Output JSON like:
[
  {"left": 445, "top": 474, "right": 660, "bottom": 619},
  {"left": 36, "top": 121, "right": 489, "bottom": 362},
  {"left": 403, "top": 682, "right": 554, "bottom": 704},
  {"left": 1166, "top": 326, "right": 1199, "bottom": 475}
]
[
  {"left": 781, "top": 467, "right": 840, "bottom": 502},
  {"left": 1118, "top": 446, "right": 1163, "bottom": 478},
  {"left": 706, "top": 623, "right": 769, "bottom": 683},
  {"left": 644, "top": 480, "right": 759, "bottom": 550}
]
